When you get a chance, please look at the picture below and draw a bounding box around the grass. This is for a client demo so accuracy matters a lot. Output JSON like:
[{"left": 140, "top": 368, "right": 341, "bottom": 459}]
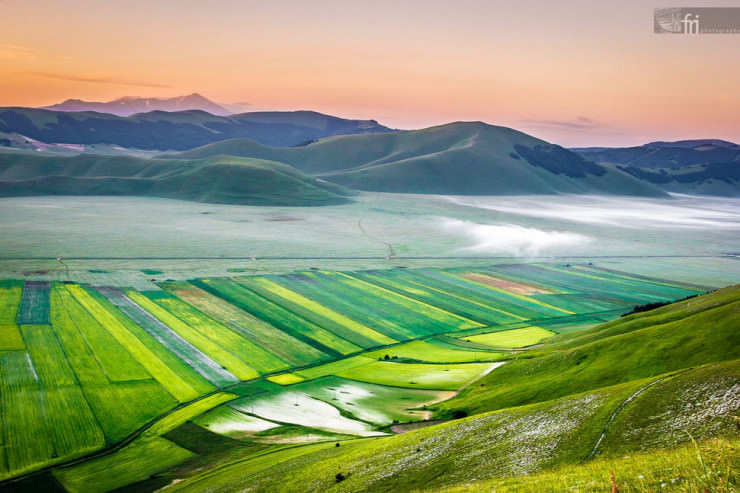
[
  {"left": 0, "top": 280, "right": 22, "bottom": 324},
  {"left": 440, "top": 438, "right": 739, "bottom": 492},
  {"left": 67, "top": 285, "right": 204, "bottom": 402},
  {"left": 164, "top": 380, "right": 638, "bottom": 492},
  {"left": 143, "top": 392, "right": 238, "bottom": 437},
  {"left": 50, "top": 287, "right": 179, "bottom": 442},
  {"left": 97, "top": 286, "right": 239, "bottom": 387},
  {"left": 52, "top": 285, "right": 152, "bottom": 382},
  {"left": 462, "top": 326, "right": 556, "bottom": 348},
  {"left": 16, "top": 281, "right": 50, "bottom": 324},
  {"left": 200, "top": 278, "right": 357, "bottom": 356},
  {"left": 162, "top": 282, "right": 325, "bottom": 366},
  {"left": 336, "top": 361, "right": 500, "bottom": 390},
  {"left": 125, "top": 289, "right": 257, "bottom": 381},
  {"left": 346, "top": 270, "right": 524, "bottom": 325},
  {"left": 0, "top": 351, "right": 54, "bottom": 477},
  {"left": 20, "top": 325, "right": 105, "bottom": 459},
  {"left": 239, "top": 276, "right": 397, "bottom": 348},
  {"left": 364, "top": 340, "right": 504, "bottom": 363},
  {"left": 142, "top": 290, "right": 288, "bottom": 373},
  {"left": 294, "top": 355, "right": 375, "bottom": 380},
  {"left": 0, "top": 323, "right": 24, "bottom": 350},
  {"left": 267, "top": 373, "right": 306, "bottom": 385},
  {"left": 53, "top": 437, "right": 195, "bottom": 493}
]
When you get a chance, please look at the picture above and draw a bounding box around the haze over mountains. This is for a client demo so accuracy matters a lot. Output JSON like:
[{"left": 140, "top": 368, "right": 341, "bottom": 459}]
[{"left": 0, "top": 99, "right": 737, "bottom": 202}]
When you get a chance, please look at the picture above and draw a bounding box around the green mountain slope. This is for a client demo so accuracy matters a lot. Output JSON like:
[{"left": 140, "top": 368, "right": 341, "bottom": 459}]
[
  {"left": 0, "top": 108, "right": 391, "bottom": 150},
  {"left": 177, "top": 122, "right": 667, "bottom": 196},
  {"left": 164, "top": 362, "right": 739, "bottom": 493},
  {"left": 0, "top": 152, "right": 351, "bottom": 206}
]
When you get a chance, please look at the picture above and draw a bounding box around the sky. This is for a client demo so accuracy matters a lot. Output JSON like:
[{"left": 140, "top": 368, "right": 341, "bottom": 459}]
[{"left": 0, "top": 0, "right": 738, "bottom": 147}]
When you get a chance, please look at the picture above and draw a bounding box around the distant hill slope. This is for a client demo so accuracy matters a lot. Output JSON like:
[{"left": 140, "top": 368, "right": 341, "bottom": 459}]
[
  {"left": 176, "top": 122, "right": 666, "bottom": 196},
  {"left": 0, "top": 108, "right": 392, "bottom": 150},
  {"left": 42, "top": 93, "right": 232, "bottom": 116},
  {"left": 572, "top": 140, "right": 740, "bottom": 196},
  {"left": 573, "top": 139, "right": 740, "bottom": 168},
  {"left": 0, "top": 152, "right": 351, "bottom": 206}
]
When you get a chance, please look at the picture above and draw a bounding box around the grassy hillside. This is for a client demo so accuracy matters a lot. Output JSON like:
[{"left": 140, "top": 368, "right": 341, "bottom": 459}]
[
  {"left": 177, "top": 122, "right": 667, "bottom": 196},
  {"left": 434, "top": 285, "right": 739, "bottom": 416},
  {"left": 163, "top": 361, "right": 739, "bottom": 492},
  {"left": 0, "top": 108, "right": 391, "bottom": 150},
  {"left": 0, "top": 152, "right": 351, "bottom": 206}
]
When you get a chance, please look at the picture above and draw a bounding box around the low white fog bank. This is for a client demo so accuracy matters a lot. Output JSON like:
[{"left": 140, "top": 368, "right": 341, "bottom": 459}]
[
  {"left": 442, "top": 219, "right": 590, "bottom": 257},
  {"left": 446, "top": 194, "right": 740, "bottom": 230}
]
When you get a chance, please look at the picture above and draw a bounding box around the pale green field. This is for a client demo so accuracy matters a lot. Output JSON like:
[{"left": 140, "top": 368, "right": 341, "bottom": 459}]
[
  {"left": 463, "top": 326, "right": 556, "bottom": 348},
  {"left": 337, "top": 361, "right": 502, "bottom": 390}
]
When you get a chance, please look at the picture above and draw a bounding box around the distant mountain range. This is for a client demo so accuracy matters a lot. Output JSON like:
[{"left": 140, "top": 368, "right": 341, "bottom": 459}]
[
  {"left": 572, "top": 139, "right": 740, "bottom": 195},
  {"left": 0, "top": 107, "right": 393, "bottom": 149},
  {"left": 0, "top": 100, "right": 737, "bottom": 202},
  {"left": 42, "top": 93, "right": 234, "bottom": 116}
]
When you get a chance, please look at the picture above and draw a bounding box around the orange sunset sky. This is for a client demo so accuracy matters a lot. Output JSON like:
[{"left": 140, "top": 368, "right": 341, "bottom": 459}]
[{"left": 1, "top": 0, "right": 738, "bottom": 147}]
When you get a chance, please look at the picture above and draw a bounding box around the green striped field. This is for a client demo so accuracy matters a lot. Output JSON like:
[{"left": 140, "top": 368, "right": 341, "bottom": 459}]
[
  {"left": 200, "top": 278, "right": 360, "bottom": 356},
  {"left": 162, "top": 282, "right": 326, "bottom": 366},
  {"left": 0, "top": 263, "right": 713, "bottom": 487},
  {"left": 140, "top": 290, "right": 289, "bottom": 374}
]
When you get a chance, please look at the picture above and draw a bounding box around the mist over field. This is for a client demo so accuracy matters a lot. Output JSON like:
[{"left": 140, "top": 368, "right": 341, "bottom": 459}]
[
  {"left": 447, "top": 194, "right": 740, "bottom": 230},
  {"left": 442, "top": 219, "right": 591, "bottom": 257}
]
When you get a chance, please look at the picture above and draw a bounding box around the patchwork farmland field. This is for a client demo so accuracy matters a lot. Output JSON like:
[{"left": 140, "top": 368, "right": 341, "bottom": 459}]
[{"left": 0, "top": 263, "right": 711, "bottom": 490}]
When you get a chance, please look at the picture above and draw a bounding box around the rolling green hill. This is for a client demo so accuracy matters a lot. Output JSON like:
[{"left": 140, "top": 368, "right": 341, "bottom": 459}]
[
  {"left": 176, "top": 122, "right": 667, "bottom": 196},
  {"left": 0, "top": 152, "right": 351, "bottom": 206},
  {"left": 0, "top": 107, "right": 391, "bottom": 150}
]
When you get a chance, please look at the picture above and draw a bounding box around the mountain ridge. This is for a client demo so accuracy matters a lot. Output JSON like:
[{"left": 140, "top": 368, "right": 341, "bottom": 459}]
[
  {"left": 0, "top": 107, "right": 394, "bottom": 149},
  {"left": 42, "top": 93, "right": 233, "bottom": 116}
]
